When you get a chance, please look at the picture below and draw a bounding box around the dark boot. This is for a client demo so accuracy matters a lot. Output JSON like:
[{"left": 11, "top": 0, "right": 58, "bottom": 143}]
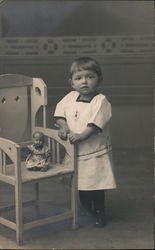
[
  {"left": 94, "top": 209, "right": 106, "bottom": 227},
  {"left": 92, "top": 190, "right": 106, "bottom": 227}
]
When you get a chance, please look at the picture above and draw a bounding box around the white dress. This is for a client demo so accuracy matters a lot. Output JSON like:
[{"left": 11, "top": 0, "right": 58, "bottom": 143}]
[{"left": 54, "top": 91, "right": 116, "bottom": 190}]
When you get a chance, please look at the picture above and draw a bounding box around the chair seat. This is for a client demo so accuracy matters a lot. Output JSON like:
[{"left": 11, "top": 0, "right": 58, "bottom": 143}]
[{"left": 6, "top": 161, "right": 74, "bottom": 183}]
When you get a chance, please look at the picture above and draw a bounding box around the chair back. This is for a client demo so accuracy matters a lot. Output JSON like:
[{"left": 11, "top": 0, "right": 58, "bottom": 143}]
[{"left": 0, "top": 74, "right": 47, "bottom": 142}]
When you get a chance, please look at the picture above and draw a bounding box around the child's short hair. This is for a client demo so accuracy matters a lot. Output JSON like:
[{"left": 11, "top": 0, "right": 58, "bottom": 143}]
[
  {"left": 70, "top": 57, "right": 103, "bottom": 80},
  {"left": 33, "top": 131, "right": 44, "bottom": 141}
]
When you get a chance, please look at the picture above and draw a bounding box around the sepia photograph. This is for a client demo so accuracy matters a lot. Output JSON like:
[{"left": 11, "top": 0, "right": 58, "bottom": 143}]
[{"left": 0, "top": 0, "right": 154, "bottom": 249}]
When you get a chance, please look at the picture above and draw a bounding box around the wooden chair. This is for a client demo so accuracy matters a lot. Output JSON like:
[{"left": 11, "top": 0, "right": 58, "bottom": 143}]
[{"left": 0, "top": 74, "right": 78, "bottom": 245}]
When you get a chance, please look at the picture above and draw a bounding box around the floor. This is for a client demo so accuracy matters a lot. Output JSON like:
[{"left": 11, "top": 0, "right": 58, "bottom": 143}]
[{"left": 0, "top": 148, "right": 154, "bottom": 249}]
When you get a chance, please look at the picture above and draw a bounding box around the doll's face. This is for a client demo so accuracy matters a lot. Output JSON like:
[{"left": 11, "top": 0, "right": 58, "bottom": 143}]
[
  {"left": 71, "top": 69, "right": 100, "bottom": 97},
  {"left": 33, "top": 132, "right": 44, "bottom": 148}
]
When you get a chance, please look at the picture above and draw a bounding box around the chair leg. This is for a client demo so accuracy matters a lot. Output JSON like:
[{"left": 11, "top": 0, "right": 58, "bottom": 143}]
[
  {"left": 71, "top": 174, "right": 78, "bottom": 229},
  {"left": 15, "top": 185, "right": 23, "bottom": 245},
  {"left": 35, "top": 183, "right": 40, "bottom": 214}
]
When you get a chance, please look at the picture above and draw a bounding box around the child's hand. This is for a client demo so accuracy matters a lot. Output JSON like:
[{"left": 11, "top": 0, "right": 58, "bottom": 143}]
[
  {"left": 58, "top": 129, "right": 68, "bottom": 140},
  {"left": 68, "top": 133, "right": 81, "bottom": 144}
]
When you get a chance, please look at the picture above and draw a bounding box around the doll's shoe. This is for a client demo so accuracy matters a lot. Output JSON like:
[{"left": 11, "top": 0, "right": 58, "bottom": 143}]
[
  {"left": 28, "top": 166, "right": 40, "bottom": 171},
  {"left": 40, "top": 165, "right": 49, "bottom": 172}
]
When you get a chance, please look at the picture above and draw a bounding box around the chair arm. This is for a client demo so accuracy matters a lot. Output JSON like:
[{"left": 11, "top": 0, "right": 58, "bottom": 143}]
[{"left": 0, "top": 137, "right": 20, "bottom": 162}]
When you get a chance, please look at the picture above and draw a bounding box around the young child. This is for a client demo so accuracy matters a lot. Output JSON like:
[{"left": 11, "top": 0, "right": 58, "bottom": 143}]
[
  {"left": 25, "top": 131, "right": 51, "bottom": 172},
  {"left": 54, "top": 57, "right": 116, "bottom": 227}
]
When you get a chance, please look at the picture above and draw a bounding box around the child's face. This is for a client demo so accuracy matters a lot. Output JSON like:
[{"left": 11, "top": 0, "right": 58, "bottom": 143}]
[
  {"left": 71, "top": 70, "right": 100, "bottom": 96},
  {"left": 33, "top": 133, "right": 43, "bottom": 148}
]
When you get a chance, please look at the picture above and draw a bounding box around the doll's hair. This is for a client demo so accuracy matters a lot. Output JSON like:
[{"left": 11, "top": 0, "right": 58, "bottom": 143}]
[
  {"left": 69, "top": 57, "right": 103, "bottom": 80},
  {"left": 32, "top": 131, "right": 44, "bottom": 141}
]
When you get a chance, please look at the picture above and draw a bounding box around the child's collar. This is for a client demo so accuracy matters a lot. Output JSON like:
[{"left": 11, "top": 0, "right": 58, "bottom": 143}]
[{"left": 76, "top": 93, "right": 99, "bottom": 103}]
